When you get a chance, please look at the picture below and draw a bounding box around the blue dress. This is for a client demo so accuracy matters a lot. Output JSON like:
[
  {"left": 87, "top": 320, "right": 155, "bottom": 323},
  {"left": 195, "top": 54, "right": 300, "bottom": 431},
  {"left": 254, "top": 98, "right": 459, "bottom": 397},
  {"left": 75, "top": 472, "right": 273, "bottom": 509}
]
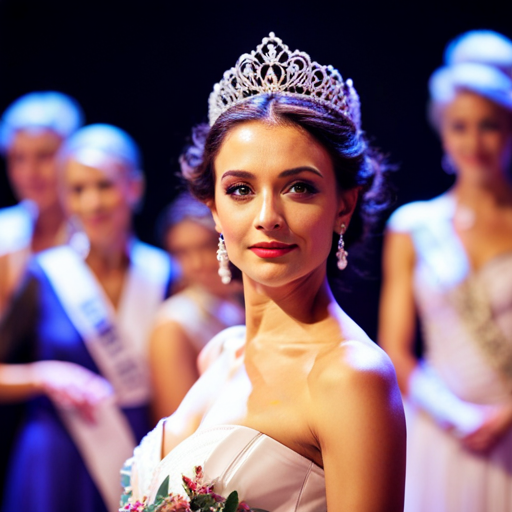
[{"left": 0, "top": 260, "right": 154, "bottom": 512}]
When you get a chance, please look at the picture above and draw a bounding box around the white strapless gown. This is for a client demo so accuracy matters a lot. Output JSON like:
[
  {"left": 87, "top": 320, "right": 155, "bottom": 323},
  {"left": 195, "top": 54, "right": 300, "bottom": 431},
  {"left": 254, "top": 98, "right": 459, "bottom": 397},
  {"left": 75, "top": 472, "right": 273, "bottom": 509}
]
[{"left": 128, "top": 422, "right": 325, "bottom": 512}]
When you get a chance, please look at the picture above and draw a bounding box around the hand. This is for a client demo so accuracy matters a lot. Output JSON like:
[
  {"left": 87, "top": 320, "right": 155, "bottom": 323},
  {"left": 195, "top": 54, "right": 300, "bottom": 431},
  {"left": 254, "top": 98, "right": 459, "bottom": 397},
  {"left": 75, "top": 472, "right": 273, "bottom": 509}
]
[
  {"left": 32, "top": 360, "right": 113, "bottom": 424},
  {"left": 458, "top": 403, "right": 512, "bottom": 454}
]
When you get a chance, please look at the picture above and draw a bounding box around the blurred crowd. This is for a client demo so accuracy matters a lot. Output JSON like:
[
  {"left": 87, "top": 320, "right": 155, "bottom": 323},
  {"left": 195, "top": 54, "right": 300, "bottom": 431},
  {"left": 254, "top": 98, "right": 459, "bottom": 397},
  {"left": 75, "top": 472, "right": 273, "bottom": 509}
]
[
  {"left": 0, "top": 28, "right": 512, "bottom": 512},
  {"left": 0, "top": 91, "right": 244, "bottom": 511}
]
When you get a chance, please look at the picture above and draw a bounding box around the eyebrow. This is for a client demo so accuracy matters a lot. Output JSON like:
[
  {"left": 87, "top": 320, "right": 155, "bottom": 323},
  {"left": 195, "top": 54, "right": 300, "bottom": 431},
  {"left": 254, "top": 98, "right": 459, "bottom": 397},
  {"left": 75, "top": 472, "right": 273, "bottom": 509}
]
[{"left": 221, "top": 167, "right": 323, "bottom": 181}]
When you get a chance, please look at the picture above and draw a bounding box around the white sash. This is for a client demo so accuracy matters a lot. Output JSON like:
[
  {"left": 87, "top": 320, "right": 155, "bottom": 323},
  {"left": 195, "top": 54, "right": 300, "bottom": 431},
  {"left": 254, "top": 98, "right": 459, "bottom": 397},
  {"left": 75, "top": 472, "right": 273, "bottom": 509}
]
[
  {"left": 37, "top": 241, "right": 170, "bottom": 511},
  {"left": 410, "top": 196, "right": 470, "bottom": 288},
  {"left": 408, "top": 196, "right": 512, "bottom": 388},
  {"left": 0, "top": 200, "right": 37, "bottom": 256}
]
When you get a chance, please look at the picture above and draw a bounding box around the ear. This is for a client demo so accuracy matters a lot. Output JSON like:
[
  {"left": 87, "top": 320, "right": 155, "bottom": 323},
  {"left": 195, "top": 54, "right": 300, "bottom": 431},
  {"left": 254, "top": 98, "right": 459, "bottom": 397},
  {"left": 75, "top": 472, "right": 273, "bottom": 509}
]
[
  {"left": 206, "top": 199, "right": 223, "bottom": 234},
  {"left": 334, "top": 187, "right": 360, "bottom": 233}
]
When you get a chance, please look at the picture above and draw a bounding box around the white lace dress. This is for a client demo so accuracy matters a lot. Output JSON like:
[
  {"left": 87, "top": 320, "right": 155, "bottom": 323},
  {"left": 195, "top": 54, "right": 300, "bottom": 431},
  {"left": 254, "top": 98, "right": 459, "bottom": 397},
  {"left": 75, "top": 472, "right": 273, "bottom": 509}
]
[{"left": 389, "top": 195, "right": 512, "bottom": 512}]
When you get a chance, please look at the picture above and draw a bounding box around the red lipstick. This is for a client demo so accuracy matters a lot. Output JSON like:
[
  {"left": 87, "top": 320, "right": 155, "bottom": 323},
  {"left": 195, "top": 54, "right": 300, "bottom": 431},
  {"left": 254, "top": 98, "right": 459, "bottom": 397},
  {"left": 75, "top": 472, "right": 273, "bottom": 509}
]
[{"left": 249, "top": 241, "right": 297, "bottom": 258}]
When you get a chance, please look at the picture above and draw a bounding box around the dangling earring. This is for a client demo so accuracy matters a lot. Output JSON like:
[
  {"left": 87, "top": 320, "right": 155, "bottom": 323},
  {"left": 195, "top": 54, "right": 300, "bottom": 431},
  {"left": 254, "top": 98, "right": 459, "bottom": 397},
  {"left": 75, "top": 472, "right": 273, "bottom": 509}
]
[
  {"left": 217, "top": 234, "right": 232, "bottom": 284},
  {"left": 336, "top": 224, "right": 348, "bottom": 270}
]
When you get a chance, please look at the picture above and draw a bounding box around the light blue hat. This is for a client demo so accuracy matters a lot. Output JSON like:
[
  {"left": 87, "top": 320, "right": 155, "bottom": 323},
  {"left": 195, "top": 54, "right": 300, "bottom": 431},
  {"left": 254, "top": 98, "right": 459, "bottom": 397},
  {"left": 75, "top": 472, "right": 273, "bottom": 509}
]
[
  {"left": 429, "top": 30, "right": 512, "bottom": 111},
  {"left": 0, "top": 91, "right": 84, "bottom": 153},
  {"left": 445, "top": 30, "right": 512, "bottom": 76},
  {"left": 61, "top": 123, "right": 142, "bottom": 175}
]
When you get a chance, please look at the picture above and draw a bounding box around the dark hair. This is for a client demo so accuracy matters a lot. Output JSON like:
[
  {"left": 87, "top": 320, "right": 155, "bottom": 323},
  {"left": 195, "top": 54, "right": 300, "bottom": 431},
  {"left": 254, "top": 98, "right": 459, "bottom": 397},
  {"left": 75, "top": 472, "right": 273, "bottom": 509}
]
[
  {"left": 180, "top": 94, "right": 389, "bottom": 247},
  {"left": 156, "top": 192, "right": 215, "bottom": 248}
]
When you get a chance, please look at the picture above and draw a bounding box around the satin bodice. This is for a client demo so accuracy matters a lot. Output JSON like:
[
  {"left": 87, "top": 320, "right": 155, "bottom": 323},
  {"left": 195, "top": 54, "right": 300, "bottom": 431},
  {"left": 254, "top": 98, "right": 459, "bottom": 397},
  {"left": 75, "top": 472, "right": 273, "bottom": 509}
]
[{"left": 131, "top": 423, "right": 325, "bottom": 512}]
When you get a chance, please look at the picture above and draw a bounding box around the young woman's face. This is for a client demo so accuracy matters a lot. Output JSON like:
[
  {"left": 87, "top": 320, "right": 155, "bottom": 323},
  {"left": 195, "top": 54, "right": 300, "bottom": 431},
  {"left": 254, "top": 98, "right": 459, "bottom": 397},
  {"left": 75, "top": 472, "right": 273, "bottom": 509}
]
[
  {"left": 62, "top": 157, "right": 141, "bottom": 249},
  {"left": 7, "top": 129, "right": 63, "bottom": 211},
  {"left": 441, "top": 91, "right": 512, "bottom": 183},
  {"left": 210, "top": 120, "right": 353, "bottom": 288},
  {"left": 165, "top": 219, "right": 222, "bottom": 293}
]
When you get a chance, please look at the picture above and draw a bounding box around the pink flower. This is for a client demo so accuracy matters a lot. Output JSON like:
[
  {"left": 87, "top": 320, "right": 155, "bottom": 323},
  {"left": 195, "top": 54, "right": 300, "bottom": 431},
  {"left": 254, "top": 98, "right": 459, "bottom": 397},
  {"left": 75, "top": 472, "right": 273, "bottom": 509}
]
[{"left": 182, "top": 476, "right": 197, "bottom": 492}]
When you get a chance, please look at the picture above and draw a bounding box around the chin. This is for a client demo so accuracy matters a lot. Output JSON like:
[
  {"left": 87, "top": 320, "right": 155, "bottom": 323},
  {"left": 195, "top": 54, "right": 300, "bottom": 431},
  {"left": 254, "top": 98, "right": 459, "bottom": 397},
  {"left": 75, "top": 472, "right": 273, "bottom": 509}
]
[
  {"left": 25, "top": 194, "right": 56, "bottom": 210},
  {"left": 243, "top": 265, "right": 318, "bottom": 289},
  {"left": 85, "top": 229, "right": 116, "bottom": 248}
]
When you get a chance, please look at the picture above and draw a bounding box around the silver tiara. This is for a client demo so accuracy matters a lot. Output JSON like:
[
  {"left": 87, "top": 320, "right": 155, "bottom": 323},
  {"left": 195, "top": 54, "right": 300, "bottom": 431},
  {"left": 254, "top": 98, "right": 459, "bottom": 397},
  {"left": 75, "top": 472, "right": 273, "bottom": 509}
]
[{"left": 208, "top": 32, "right": 361, "bottom": 129}]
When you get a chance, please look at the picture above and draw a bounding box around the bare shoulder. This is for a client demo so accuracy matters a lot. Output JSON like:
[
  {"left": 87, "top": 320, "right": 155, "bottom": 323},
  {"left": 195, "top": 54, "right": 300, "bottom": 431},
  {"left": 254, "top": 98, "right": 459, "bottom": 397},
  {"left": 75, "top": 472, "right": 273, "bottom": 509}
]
[
  {"left": 312, "top": 337, "right": 398, "bottom": 399},
  {"left": 309, "top": 333, "right": 405, "bottom": 456},
  {"left": 387, "top": 193, "right": 453, "bottom": 235},
  {"left": 309, "top": 307, "right": 404, "bottom": 427}
]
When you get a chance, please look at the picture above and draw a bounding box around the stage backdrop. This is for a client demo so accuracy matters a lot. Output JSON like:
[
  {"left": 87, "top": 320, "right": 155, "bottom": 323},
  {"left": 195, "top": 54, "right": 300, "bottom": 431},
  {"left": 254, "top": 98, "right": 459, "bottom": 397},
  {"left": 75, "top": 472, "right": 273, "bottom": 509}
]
[{"left": 0, "top": 0, "right": 509, "bottom": 339}]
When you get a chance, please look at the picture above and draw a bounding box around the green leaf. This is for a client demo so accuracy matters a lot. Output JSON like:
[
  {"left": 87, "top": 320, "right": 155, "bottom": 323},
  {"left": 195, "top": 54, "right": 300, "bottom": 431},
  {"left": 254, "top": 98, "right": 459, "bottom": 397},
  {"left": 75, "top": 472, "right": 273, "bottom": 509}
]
[
  {"left": 155, "top": 475, "right": 170, "bottom": 500},
  {"left": 190, "top": 493, "right": 217, "bottom": 511},
  {"left": 223, "top": 491, "right": 239, "bottom": 512}
]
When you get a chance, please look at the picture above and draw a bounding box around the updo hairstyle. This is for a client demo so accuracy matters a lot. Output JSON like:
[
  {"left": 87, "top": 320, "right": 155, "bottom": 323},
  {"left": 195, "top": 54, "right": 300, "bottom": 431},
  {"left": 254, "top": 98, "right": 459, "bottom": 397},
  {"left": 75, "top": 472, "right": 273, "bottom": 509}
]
[{"left": 180, "top": 94, "right": 389, "bottom": 248}]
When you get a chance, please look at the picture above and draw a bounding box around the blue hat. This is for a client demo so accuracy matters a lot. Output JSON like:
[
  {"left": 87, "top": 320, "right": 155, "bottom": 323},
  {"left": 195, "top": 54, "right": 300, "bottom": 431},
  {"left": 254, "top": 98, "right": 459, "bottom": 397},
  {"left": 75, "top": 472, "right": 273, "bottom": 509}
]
[
  {"left": 61, "top": 123, "right": 142, "bottom": 175},
  {"left": 0, "top": 91, "right": 84, "bottom": 153},
  {"left": 429, "top": 30, "right": 512, "bottom": 112}
]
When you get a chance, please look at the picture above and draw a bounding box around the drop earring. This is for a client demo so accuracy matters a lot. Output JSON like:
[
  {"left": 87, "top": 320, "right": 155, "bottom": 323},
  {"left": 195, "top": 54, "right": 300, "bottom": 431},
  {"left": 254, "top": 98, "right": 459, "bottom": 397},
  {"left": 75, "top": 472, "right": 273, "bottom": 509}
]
[
  {"left": 217, "top": 234, "right": 232, "bottom": 284},
  {"left": 336, "top": 224, "right": 348, "bottom": 270}
]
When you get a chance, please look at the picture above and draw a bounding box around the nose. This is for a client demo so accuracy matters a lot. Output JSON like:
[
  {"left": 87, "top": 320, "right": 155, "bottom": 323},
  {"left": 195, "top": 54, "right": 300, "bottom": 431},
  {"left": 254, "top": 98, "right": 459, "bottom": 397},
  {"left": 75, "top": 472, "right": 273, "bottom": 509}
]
[
  {"left": 16, "top": 155, "right": 40, "bottom": 183},
  {"left": 80, "top": 187, "right": 102, "bottom": 213},
  {"left": 188, "top": 250, "right": 204, "bottom": 272},
  {"left": 467, "top": 126, "right": 484, "bottom": 153},
  {"left": 254, "top": 192, "right": 284, "bottom": 231}
]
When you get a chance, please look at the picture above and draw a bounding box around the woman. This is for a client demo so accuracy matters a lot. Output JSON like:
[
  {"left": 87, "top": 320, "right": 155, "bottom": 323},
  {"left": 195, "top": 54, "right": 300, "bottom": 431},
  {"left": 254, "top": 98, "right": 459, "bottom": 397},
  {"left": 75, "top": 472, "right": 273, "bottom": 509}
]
[
  {"left": 379, "top": 30, "right": 512, "bottom": 511},
  {"left": 0, "top": 91, "right": 84, "bottom": 317},
  {"left": 0, "top": 124, "right": 172, "bottom": 512},
  {"left": 150, "top": 193, "right": 244, "bottom": 421},
  {"left": 122, "top": 33, "right": 405, "bottom": 512}
]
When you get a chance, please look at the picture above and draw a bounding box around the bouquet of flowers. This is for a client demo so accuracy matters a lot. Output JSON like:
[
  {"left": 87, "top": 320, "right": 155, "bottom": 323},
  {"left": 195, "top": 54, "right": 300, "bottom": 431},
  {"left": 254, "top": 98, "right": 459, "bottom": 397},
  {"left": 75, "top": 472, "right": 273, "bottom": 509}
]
[{"left": 121, "top": 466, "right": 263, "bottom": 512}]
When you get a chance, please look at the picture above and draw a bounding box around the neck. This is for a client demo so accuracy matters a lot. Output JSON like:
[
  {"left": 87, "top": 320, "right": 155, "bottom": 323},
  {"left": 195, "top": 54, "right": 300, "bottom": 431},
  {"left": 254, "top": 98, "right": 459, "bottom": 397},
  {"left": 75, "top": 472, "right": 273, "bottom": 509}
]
[
  {"left": 86, "top": 234, "right": 131, "bottom": 274},
  {"left": 242, "top": 265, "right": 334, "bottom": 342},
  {"left": 31, "top": 202, "right": 66, "bottom": 252},
  {"left": 451, "top": 174, "right": 512, "bottom": 209}
]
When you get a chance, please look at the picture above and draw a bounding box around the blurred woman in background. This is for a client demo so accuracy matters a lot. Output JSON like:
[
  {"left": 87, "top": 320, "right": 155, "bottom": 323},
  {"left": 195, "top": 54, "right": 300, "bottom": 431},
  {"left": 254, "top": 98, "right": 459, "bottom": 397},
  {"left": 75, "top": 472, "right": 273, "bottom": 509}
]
[
  {"left": 0, "top": 91, "right": 83, "bottom": 317},
  {"left": 379, "top": 30, "right": 512, "bottom": 511},
  {"left": 149, "top": 192, "right": 244, "bottom": 422},
  {"left": 0, "top": 124, "right": 172, "bottom": 512}
]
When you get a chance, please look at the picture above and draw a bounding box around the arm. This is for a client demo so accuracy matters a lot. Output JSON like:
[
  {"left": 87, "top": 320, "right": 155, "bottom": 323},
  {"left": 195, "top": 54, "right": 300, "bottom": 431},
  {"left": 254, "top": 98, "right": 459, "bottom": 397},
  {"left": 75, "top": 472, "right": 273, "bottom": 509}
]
[
  {"left": 0, "top": 253, "right": 9, "bottom": 319},
  {"left": 160, "top": 328, "right": 244, "bottom": 457},
  {"left": 149, "top": 319, "right": 200, "bottom": 424},
  {"left": 378, "top": 230, "right": 418, "bottom": 393},
  {"left": 0, "top": 272, "right": 112, "bottom": 421},
  {"left": 313, "top": 344, "right": 406, "bottom": 512}
]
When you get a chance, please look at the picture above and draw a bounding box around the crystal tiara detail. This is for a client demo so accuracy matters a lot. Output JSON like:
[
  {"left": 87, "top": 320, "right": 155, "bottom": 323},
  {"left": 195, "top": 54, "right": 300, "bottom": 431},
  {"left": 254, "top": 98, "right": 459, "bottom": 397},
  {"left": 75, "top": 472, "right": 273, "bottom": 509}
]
[{"left": 208, "top": 32, "right": 361, "bottom": 129}]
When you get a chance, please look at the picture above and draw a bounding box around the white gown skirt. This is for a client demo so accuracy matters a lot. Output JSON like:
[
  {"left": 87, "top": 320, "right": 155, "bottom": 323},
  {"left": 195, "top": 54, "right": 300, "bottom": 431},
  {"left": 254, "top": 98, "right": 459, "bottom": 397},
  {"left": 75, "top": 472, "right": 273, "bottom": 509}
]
[{"left": 404, "top": 403, "right": 512, "bottom": 512}]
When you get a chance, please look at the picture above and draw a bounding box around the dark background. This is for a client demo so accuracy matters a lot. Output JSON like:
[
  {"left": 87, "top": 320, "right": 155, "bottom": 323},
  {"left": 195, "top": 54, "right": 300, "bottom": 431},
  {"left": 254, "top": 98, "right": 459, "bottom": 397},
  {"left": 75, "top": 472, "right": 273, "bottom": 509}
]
[{"left": 0, "top": 0, "right": 510, "bottom": 339}]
